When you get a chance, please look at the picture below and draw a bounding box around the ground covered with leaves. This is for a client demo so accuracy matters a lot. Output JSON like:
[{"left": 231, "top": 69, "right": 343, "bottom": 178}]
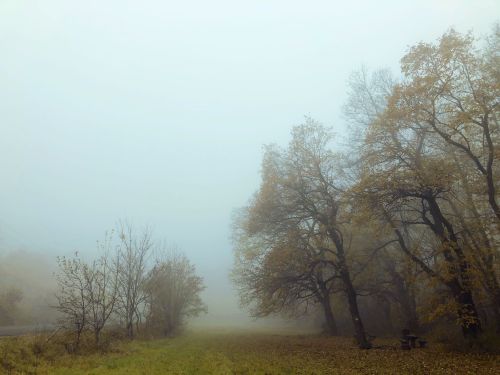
[{"left": 1, "top": 330, "right": 499, "bottom": 374}]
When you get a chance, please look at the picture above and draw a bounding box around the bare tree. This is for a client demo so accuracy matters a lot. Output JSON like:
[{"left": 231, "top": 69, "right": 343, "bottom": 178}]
[
  {"left": 82, "top": 233, "right": 119, "bottom": 347},
  {"left": 54, "top": 253, "right": 88, "bottom": 350},
  {"left": 115, "top": 222, "right": 153, "bottom": 338},
  {"left": 54, "top": 233, "right": 121, "bottom": 349}
]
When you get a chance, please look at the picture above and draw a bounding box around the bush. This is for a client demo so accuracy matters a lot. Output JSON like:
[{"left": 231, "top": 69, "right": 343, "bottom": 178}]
[{"left": 0, "top": 327, "right": 129, "bottom": 374}]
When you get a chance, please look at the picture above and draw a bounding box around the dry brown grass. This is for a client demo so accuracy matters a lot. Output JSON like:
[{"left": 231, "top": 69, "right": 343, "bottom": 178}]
[{"left": 0, "top": 329, "right": 499, "bottom": 374}]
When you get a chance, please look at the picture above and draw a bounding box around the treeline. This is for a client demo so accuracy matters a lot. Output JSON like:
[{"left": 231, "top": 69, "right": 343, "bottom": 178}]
[
  {"left": 232, "top": 27, "right": 499, "bottom": 349},
  {"left": 0, "top": 251, "right": 56, "bottom": 326},
  {"left": 0, "top": 288, "right": 23, "bottom": 326},
  {"left": 54, "top": 223, "right": 206, "bottom": 351}
]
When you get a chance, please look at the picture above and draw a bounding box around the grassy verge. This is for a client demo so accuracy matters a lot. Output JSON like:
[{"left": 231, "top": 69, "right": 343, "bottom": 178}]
[{"left": 1, "top": 329, "right": 499, "bottom": 374}]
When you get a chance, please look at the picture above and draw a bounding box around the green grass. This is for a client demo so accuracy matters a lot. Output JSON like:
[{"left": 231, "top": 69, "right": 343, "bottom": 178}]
[{"left": 2, "top": 329, "right": 500, "bottom": 374}]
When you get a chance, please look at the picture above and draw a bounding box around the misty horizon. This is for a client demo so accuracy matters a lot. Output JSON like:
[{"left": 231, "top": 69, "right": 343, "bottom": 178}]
[{"left": 1, "top": 0, "right": 499, "bottom": 327}]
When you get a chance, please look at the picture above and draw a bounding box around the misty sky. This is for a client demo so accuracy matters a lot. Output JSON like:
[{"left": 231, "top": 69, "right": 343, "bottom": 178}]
[{"left": 1, "top": 0, "right": 499, "bottom": 322}]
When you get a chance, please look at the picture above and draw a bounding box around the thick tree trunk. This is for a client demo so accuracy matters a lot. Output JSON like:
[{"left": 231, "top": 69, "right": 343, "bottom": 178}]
[
  {"left": 319, "top": 292, "right": 338, "bottom": 335},
  {"left": 492, "top": 293, "right": 500, "bottom": 334},
  {"left": 481, "top": 272, "right": 500, "bottom": 333},
  {"left": 404, "top": 296, "right": 419, "bottom": 334},
  {"left": 447, "top": 280, "right": 481, "bottom": 338},
  {"left": 325, "top": 208, "right": 371, "bottom": 348},
  {"left": 427, "top": 196, "right": 482, "bottom": 338},
  {"left": 388, "top": 268, "right": 419, "bottom": 333},
  {"left": 376, "top": 295, "right": 394, "bottom": 334},
  {"left": 493, "top": 310, "right": 500, "bottom": 335},
  {"left": 341, "top": 270, "right": 371, "bottom": 349},
  {"left": 451, "top": 170, "right": 500, "bottom": 333},
  {"left": 327, "top": 225, "right": 371, "bottom": 349},
  {"left": 482, "top": 119, "right": 500, "bottom": 224},
  {"left": 322, "top": 300, "right": 338, "bottom": 335}
]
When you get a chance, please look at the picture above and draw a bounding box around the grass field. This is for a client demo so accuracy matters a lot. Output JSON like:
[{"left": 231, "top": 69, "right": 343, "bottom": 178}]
[{"left": 2, "top": 329, "right": 500, "bottom": 374}]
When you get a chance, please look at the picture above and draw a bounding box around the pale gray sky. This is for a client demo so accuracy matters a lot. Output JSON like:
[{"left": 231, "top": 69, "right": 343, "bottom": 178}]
[{"left": 0, "top": 0, "right": 498, "bottom": 322}]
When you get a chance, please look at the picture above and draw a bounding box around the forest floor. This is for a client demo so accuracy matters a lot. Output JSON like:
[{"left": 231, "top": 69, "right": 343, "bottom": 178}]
[{"left": 2, "top": 329, "right": 499, "bottom": 374}]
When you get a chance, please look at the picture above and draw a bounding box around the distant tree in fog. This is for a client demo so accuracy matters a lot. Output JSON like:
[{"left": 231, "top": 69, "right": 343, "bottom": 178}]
[
  {"left": 54, "top": 223, "right": 204, "bottom": 346},
  {"left": 144, "top": 251, "right": 206, "bottom": 336},
  {"left": 233, "top": 121, "right": 373, "bottom": 348},
  {"left": 232, "top": 218, "right": 341, "bottom": 335},
  {"left": 55, "top": 239, "right": 118, "bottom": 348},
  {"left": 114, "top": 222, "right": 153, "bottom": 339},
  {"left": 83, "top": 233, "right": 119, "bottom": 347},
  {"left": 0, "top": 287, "right": 23, "bottom": 326},
  {"left": 54, "top": 254, "right": 88, "bottom": 350}
]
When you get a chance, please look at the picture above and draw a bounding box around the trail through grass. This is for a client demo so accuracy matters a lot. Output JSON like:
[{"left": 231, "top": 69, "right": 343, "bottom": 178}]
[{"left": 6, "top": 330, "right": 500, "bottom": 374}]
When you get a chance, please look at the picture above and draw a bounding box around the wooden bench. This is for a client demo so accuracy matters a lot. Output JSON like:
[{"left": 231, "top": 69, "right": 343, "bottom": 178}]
[
  {"left": 400, "top": 329, "right": 426, "bottom": 350},
  {"left": 400, "top": 337, "right": 427, "bottom": 349}
]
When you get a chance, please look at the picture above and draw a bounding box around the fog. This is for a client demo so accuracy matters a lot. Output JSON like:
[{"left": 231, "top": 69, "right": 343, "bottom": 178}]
[{"left": 0, "top": 1, "right": 498, "bottom": 328}]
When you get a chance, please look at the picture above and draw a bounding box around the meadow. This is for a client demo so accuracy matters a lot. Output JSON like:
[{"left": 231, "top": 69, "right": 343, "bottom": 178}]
[{"left": 1, "top": 329, "right": 499, "bottom": 374}]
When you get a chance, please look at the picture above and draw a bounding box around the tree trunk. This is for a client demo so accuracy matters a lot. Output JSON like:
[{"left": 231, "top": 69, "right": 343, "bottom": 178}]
[
  {"left": 341, "top": 270, "right": 371, "bottom": 349},
  {"left": 492, "top": 294, "right": 500, "bottom": 334},
  {"left": 328, "top": 226, "right": 371, "bottom": 349},
  {"left": 447, "top": 280, "right": 481, "bottom": 338},
  {"left": 377, "top": 295, "right": 394, "bottom": 335},
  {"left": 94, "top": 329, "right": 100, "bottom": 348},
  {"left": 448, "top": 172, "right": 500, "bottom": 333},
  {"left": 481, "top": 272, "right": 500, "bottom": 333},
  {"left": 482, "top": 118, "right": 500, "bottom": 224},
  {"left": 126, "top": 321, "right": 134, "bottom": 339},
  {"left": 405, "top": 296, "right": 419, "bottom": 334},
  {"left": 426, "top": 196, "right": 482, "bottom": 337},
  {"left": 388, "top": 267, "right": 419, "bottom": 333},
  {"left": 319, "top": 293, "right": 338, "bottom": 335},
  {"left": 75, "top": 328, "right": 82, "bottom": 352}
]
